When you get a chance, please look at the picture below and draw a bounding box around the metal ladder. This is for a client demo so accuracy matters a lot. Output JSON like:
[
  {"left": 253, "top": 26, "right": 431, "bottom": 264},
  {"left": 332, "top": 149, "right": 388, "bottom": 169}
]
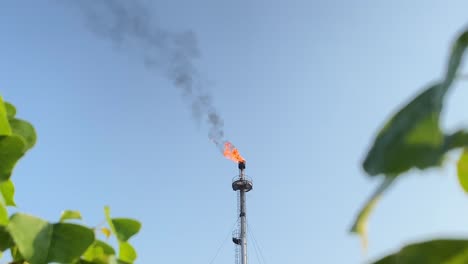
[
  {"left": 234, "top": 191, "right": 241, "bottom": 264},
  {"left": 235, "top": 242, "right": 240, "bottom": 264}
]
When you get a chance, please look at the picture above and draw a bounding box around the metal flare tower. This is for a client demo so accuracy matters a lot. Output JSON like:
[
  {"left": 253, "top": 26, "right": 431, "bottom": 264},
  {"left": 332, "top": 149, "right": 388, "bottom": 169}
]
[{"left": 232, "top": 161, "right": 253, "bottom": 264}]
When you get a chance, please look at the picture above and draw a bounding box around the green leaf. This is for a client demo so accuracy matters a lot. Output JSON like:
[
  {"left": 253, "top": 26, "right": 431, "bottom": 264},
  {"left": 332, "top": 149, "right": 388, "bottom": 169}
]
[
  {"left": 363, "top": 30, "right": 468, "bottom": 177},
  {"left": 60, "top": 210, "right": 82, "bottom": 222},
  {"left": 0, "top": 226, "right": 14, "bottom": 251},
  {"left": 7, "top": 213, "right": 95, "bottom": 264},
  {"left": 350, "top": 178, "right": 395, "bottom": 251},
  {"left": 444, "top": 130, "right": 468, "bottom": 150},
  {"left": 0, "top": 100, "right": 36, "bottom": 182},
  {"left": 363, "top": 85, "right": 445, "bottom": 177},
  {"left": 90, "top": 240, "right": 115, "bottom": 255},
  {"left": 353, "top": 29, "right": 468, "bottom": 247},
  {"left": 48, "top": 222, "right": 95, "bottom": 263},
  {"left": 445, "top": 31, "right": 468, "bottom": 85},
  {"left": 0, "top": 180, "right": 16, "bottom": 206},
  {"left": 82, "top": 240, "right": 116, "bottom": 264},
  {"left": 104, "top": 206, "right": 113, "bottom": 232},
  {"left": 457, "top": 149, "right": 468, "bottom": 193},
  {"left": 9, "top": 118, "right": 36, "bottom": 151},
  {"left": 0, "top": 204, "right": 8, "bottom": 226},
  {"left": 372, "top": 239, "right": 468, "bottom": 264},
  {"left": 104, "top": 207, "right": 141, "bottom": 242},
  {"left": 10, "top": 245, "right": 24, "bottom": 262},
  {"left": 0, "top": 96, "right": 12, "bottom": 136},
  {"left": 4, "top": 102, "right": 16, "bottom": 118},
  {"left": 0, "top": 136, "right": 26, "bottom": 182},
  {"left": 111, "top": 219, "right": 141, "bottom": 242},
  {"left": 76, "top": 260, "right": 95, "bottom": 264},
  {"left": 118, "top": 242, "right": 136, "bottom": 263},
  {"left": 7, "top": 213, "right": 51, "bottom": 264},
  {"left": 103, "top": 207, "right": 140, "bottom": 263}
]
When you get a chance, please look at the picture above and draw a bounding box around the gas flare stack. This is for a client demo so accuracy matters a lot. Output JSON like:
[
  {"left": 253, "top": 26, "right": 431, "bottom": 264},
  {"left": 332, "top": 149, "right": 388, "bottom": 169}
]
[{"left": 232, "top": 161, "right": 253, "bottom": 264}]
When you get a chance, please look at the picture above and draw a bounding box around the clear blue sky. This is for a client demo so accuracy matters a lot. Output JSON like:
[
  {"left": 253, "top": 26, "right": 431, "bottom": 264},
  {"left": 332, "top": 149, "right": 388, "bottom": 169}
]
[{"left": 1, "top": 1, "right": 468, "bottom": 263}]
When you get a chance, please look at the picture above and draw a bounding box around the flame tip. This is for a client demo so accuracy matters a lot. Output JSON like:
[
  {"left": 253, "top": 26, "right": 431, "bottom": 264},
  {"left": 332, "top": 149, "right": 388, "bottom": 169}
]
[{"left": 222, "top": 141, "right": 245, "bottom": 163}]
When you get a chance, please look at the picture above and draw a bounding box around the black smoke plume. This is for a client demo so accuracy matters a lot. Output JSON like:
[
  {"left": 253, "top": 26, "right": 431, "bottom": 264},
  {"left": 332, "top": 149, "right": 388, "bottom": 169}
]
[{"left": 74, "top": 0, "right": 225, "bottom": 150}]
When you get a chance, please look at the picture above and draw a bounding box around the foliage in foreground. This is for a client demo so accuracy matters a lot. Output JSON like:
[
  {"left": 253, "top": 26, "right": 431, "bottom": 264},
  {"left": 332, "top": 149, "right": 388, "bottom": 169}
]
[
  {"left": 0, "top": 97, "right": 141, "bottom": 264},
  {"left": 350, "top": 27, "right": 468, "bottom": 263}
]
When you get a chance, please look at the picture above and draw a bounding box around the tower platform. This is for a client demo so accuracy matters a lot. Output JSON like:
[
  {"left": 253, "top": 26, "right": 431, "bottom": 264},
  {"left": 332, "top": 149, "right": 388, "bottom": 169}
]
[{"left": 232, "top": 176, "right": 253, "bottom": 192}]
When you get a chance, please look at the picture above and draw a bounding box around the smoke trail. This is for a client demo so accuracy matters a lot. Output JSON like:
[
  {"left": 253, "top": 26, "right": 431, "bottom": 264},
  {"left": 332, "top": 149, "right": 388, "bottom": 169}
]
[{"left": 74, "top": 0, "right": 225, "bottom": 149}]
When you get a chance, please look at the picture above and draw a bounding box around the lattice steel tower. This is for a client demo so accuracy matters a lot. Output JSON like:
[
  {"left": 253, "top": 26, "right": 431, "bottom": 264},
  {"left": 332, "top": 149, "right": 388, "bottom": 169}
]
[{"left": 232, "top": 161, "right": 252, "bottom": 264}]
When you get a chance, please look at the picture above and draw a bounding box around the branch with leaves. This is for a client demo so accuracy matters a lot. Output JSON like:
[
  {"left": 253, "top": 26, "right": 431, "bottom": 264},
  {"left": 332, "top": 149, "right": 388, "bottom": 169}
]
[
  {"left": 350, "top": 28, "right": 468, "bottom": 263},
  {"left": 0, "top": 97, "right": 141, "bottom": 264}
]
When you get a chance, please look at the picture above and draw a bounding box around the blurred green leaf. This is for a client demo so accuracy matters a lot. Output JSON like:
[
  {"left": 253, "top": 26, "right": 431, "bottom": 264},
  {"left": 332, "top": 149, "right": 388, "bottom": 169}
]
[
  {"left": 9, "top": 118, "right": 36, "bottom": 151},
  {"left": 0, "top": 226, "right": 14, "bottom": 251},
  {"left": 350, "top": 178, "right": 394, "bottom": 251},
  {"left": 48, "top": 222, "right": 95, "bottom": 263},
  {"left": 0, "top": 180, "right": 16, "bottom": 206},
  {"left": 10, "top": 245, "right": 24, "bottom": 262},
  {"left": 104, "top": 207, "right": 141, "bottom": 242},
  {"left": 0, "top": 136, "right": 26, "bottom": 182},
  {"left": 7, "top": 213, "right": 50, "bottom": 264},
  {"left": 457, "top": 149, "right": 468, "bottom": 193},
  {"left": 4, "top": 102, "right": 16, "bottom": 118},
  {"left": 352, "top": 29, "right": 468, "bottom": 247},
  {"left": 363, "top": 30, "right": 468, "bottom": 176},
  {"left": 372, "top": 239, "right": 468, "bottom": 264},
  {"left": 0, "top": 96, "right": 12, "bottom": 136},
  {"left": 118, "top": 242, "right": 136, "bottom": 263},
  {"left": 0, "top": 204, "right": 8, "bottom": 226},
  {"left": 363, "top": 84, "right": 445, "bottom": 177},
  {"left": 82, "top": 240, "right": 116, "bottom": 264},
  {"left": 112, "top": 219, "right": 141, "bottom": 242},
  {"left": 0, "top": 100, "right": 36, "bottom": 182},
  {"left": 7, "top": 213, "right": 94, "bottom": 264},
  {"left": 60, "top": 210, "right": 82, "bottom": 222},
  {"left": 445, "top": 130, "right": 468, "bottom": 150},
  {"left": 104, "top": 207, "right": 140, "bottom": 263},
  {"left": 104, "top": 206, "right": 113, "bottom": 232}
]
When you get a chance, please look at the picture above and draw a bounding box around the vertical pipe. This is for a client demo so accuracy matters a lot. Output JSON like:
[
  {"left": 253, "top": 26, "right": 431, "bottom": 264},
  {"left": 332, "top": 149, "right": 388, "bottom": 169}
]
[
  {"left": 240, "top": 189, "right": 248, "bottom": 264},
  {"left": 239, "top": 168, "right": 248, "bottom": 264}
]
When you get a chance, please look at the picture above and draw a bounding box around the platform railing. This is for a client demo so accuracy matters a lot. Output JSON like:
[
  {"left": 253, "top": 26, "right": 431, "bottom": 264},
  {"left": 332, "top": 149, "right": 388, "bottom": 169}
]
[{"left": 232, "top": 175, "right": 253, "bottom": 184}]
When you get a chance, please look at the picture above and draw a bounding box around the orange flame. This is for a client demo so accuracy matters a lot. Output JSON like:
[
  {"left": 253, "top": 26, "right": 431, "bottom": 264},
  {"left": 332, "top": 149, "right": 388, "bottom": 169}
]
[{"left": 223, "top": 142, "right": 245, "bottom": 163}]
